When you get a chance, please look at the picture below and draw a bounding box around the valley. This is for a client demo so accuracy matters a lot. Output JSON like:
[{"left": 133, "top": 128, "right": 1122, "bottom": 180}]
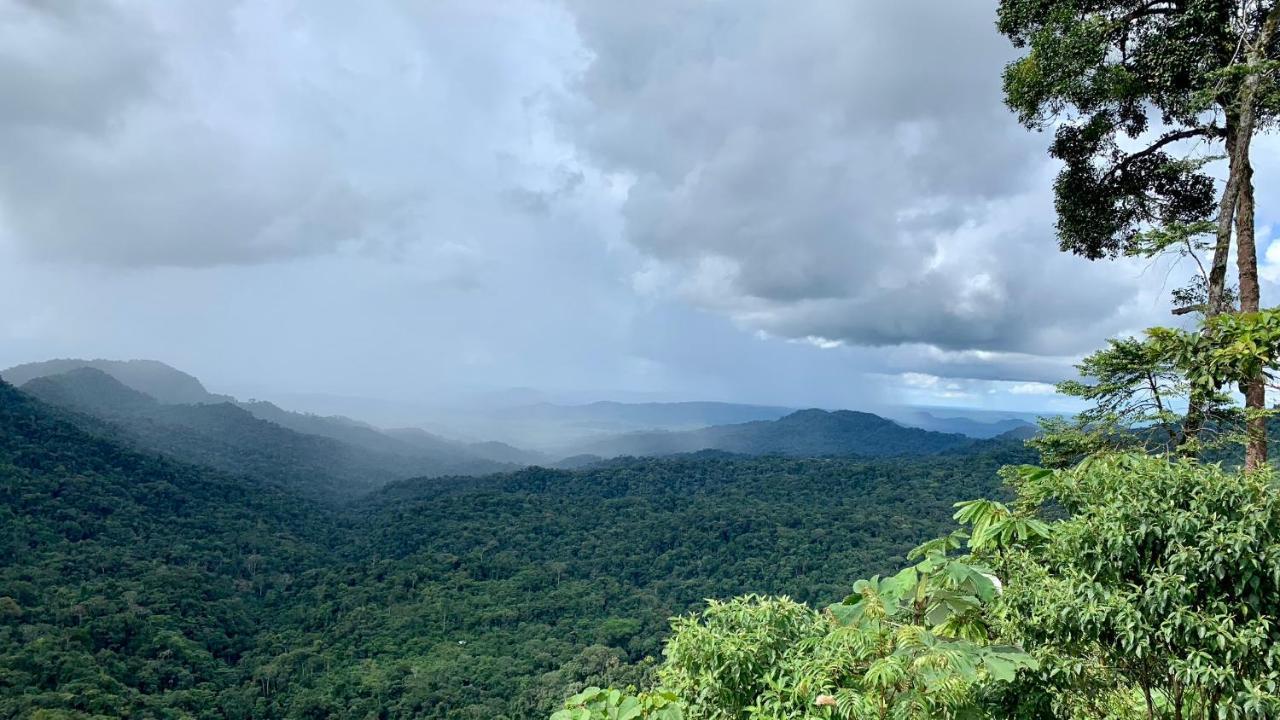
[{"left": 0, "top": 361, "right": 1033, "bottom": 718}]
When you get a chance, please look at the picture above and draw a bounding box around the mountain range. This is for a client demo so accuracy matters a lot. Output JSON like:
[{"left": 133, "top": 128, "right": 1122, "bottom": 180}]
[
  {"left": 2, "top": 358, "right": 1040, "bottom": 499},
  {"left": 882, "top": 408, "right": 1038, "bottom": 439},
  {"left": 566, "top": 408, "right": 975, "bottom": 459},
  {"left": 13, "top": 366, "right": 513, "bottom": 500},
  {"left": 0, "top": 369, "right": 1034, "bottom": 717},
  {"left": 3, "top": 358, "right": 232, "bottom": 405}
]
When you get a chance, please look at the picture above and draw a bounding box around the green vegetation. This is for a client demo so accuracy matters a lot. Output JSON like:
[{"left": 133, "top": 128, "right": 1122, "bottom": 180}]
[
  {"left": 0, "top": 378, "right": 1031, "bottom": 718},
  {"left": 993, "top": 455, "right": 1280, "bottom": 718},
  {"left": 0, "top": 379, "right": 337, "bottom": 719},
  {"left": 558, "top": 453, "right": 1280, "bottom": 719},
  {"left": 576, "top": 410, "right": 975, "bottom": 459},
  {"left": 19, "top": 367, "right": 512, "bottom": 501}
]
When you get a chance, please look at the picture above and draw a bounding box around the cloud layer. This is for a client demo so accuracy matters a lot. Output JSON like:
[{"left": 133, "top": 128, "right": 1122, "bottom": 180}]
[
  {"left": 0, "top": 1, "right": 583, "bottom": 266},
  {"left": 1, "top": 0, "right": 1251, "bottom": 410},
  {"left": 562, "top": 0, "right": 1174, "bottom": 358}
]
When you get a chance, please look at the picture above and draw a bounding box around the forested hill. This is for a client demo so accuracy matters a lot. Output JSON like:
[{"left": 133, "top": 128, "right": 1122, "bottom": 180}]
[
  {"left": 3, "top": 358, "right": 232, "bottom": 405},
  {"left": 0, "top": 377, "right": 1035, "bottom": 718},
  {"left": 573, "top": 408, "right": 974, "bottom": 459},
  {"left": 11, "top": 361, "right": 989, "bottom": 500},
  {"left": 0, "top": 378, "right": 342, "bottom": 718},
  {"left": 5, "top": 359, "right": 516, "bottom": 478},
  {"left": 18, "top": 367, "right": 513, "bottom": 499}
]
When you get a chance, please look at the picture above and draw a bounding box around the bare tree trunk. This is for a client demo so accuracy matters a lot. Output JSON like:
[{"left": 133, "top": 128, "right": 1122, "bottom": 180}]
[
  {"left": 1204, "top": 125, "right": 1239, "bottom": 317},
  {"left": 1183, "top": 111, "right": 1240, "bottom": 451},
  {"left": 1183, "top": 125, "right": 1237, "bottom": 450},
  {"left": 1208, "top": 2, "right": 1280, "bottom": 310},
  {"left": 1187, "top": 4, "right": 1279, "bottom": 456},
  {"left": 1229, "top": 3, "right": 1280, "bottom": 468},
  {"left": 1237, "top": 158, "right": 1260, "bottom": 315},
  {"left": 1236, "top": 158, "right": 1267, "bottom": 469}
]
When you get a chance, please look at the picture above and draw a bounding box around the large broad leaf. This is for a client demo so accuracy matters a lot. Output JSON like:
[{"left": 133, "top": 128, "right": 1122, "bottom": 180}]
[
  {"left": 978, "top": 646, "right": 1039, "bottom": 683},
  {"left": 941, "top": 560, "right": 999, "bottom": 602},
  {"left": 924, "top": 589, "right": 981, "bottom": 627},
  {"left": 908, "top": 530, "right": 970, "bottom": 561},
  {"left": 651, "top": 705, "right": 683, "bottom": 720},
  {"left": 615, "top": 696, "right": 642, "bottom": 720},
  {"left": 827, "top": 600, "right": 867, "bottom": 627},
  {"left": 842, "top": 576, "right": 877, "bottom": 604},
  {"left": 879, "top": 566, "right": 919, "bottom": 609}
]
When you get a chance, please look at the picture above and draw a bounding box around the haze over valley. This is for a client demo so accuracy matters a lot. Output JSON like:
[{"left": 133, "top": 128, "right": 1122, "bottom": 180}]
[{"left": 1, "top": 358, "right": 1038, "bottom": 484}]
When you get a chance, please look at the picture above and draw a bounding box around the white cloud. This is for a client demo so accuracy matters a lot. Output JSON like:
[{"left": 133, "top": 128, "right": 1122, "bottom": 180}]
[
  {"left": 1007, "top": 382, "right": 1058, "bottom": 396},
  {"left": 901, "top": 372, "right": 943, "bottom": 389}
]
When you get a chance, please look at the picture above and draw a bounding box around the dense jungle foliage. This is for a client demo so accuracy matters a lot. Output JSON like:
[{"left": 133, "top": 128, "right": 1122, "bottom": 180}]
[
  {"left": 555, "top": 452, "right": 1280, "bottom": 719},
  {"left": 0, "top": 379, "right": 1031, "bottom": 718}
]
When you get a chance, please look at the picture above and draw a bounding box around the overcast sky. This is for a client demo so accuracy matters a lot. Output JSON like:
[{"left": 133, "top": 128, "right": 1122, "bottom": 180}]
[{"left": 2, "top": 0, "right": 1277, "bottom": 414}]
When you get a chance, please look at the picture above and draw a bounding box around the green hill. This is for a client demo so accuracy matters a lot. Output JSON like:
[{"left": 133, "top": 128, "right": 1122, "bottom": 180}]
[
  {"left": 20, "top": 368, "right": 511, "bottom": 500},
  {"left": 1, "top": 375, "right": 1034, "bottom": 717},
  {"left": 6, "top": 358, "right": 521, "bottom": 480},
  {"left": 575, "top": 408, "right": 974, "bottom": 458},
  {"left": 0, "top": 378, "right": 340, "bottom": 719},
  {"left": 3, "top": 358, "right": 230, "bottom": 405}
]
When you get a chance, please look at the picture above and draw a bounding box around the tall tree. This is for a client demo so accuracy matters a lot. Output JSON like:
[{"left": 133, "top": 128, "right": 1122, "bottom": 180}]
[{"left": 998, "top": 0, "right": 1280, "bottom": 468}]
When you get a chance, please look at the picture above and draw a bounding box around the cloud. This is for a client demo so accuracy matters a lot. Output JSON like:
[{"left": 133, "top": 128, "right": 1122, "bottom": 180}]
[
  {"left": 0, "top": 1, "right": 157, "bottom": 133},
  {"left": 0, "top": 0, "right": 584, "bottom": 267},
  {"left": 559, "top": 0, "right": 1184, "bottom": 358},
  {"left": 1008, "top": 381, "right": 1058, "bottom": 395},
  {"left": 0, "top": 0, "right": 1219, "bottom": 410},
  {"left": 875, "top": 372, "right": 1078, "bottom": 410}
]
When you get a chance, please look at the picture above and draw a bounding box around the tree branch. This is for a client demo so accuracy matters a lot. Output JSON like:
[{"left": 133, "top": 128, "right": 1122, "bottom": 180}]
[
  {"left": 1104, "top": 126, "right": 1221, "bottom": 182},
  {"left": 1117, "top": 1, "right": 1182, "bottom": 25}
]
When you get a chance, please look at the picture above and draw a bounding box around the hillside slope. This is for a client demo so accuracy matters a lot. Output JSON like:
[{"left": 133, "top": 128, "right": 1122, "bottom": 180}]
[
  {"left": 0, "top": 373, "right": 1035, "bottom": 718},
  {"left": 21, "top": 368, "right": 511, "bottom": 499},
  {"left": 6, "top": 358, "right": 519, "bottom": 477},
  {"left": 0, "top": 378, "right": 340, "bottom": 719},
  {"left": 573, "top": 408, "right": 973, "bottom": 458},
  {"left": 3, "top": 357, "right": 229, "bottom": 404}
]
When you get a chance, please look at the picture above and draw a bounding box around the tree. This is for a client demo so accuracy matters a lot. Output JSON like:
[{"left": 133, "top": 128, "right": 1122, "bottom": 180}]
[
  {"left": 988, "top": 455, "right": 1280, "bottom": 719},
  {"left": 998, "top": 0, "right": 1280, "bottom": 467},
  {"left": 1033, "top": 309, "right": 1280, "bottom": 468},
  {"left": 572, "top": 545, "right": 1036, "bottom": 720},
  {"left": 1052, "top": 336, "right": 1191, "bottom": 455}
]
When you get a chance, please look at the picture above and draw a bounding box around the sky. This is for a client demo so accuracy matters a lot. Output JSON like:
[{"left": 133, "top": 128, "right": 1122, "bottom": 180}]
[{"left": 1, "top": 0, "right": 1278, "bottom": 415}]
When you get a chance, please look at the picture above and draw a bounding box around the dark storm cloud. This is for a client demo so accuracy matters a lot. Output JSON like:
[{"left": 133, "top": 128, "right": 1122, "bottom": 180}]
[
  {"left": 0, "top": 1, "right": 156, "bottom": 133},
  {"left": 0, "top": 2, "right": 381, "bottom": 266},
  {"left": 0, "top": 1, "right": 579, "bottom": 268},
  {"left": 560, "top": 0, "right": 1164, "bottom": 357}
]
